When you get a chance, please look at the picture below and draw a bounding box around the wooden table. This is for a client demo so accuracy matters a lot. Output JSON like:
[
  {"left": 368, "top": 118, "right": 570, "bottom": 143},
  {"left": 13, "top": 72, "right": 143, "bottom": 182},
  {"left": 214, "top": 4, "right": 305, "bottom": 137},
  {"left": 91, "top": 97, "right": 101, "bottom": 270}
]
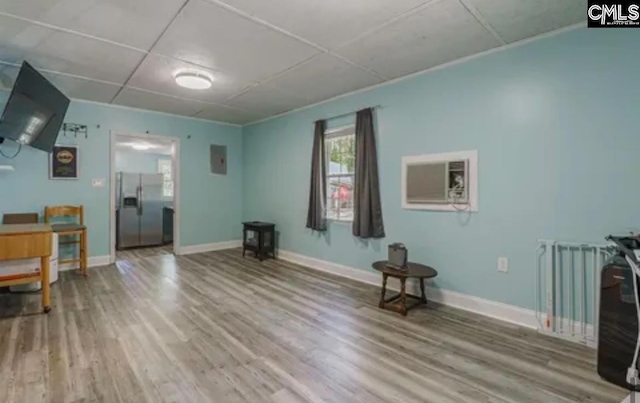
[
  {"left": 372, "top": 261, "right": 438, "bottom": 316},
  {"left": 0, "top": 224, "right": 53, "bottom": 313}
]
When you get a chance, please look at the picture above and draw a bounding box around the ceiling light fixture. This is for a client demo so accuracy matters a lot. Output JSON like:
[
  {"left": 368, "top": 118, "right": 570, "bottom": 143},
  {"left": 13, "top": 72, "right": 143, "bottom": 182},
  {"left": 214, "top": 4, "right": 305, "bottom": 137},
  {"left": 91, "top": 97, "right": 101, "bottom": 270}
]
[
  {"left": 175, "top": 71, "right": 212, "bottom": 90},
  {"left": 131, "top": 143, "right": 151, "bottom": 151}
]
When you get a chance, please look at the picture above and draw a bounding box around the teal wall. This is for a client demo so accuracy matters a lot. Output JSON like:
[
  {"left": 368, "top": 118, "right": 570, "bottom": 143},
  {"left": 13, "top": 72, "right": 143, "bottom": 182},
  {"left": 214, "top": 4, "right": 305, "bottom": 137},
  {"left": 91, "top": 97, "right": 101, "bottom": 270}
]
[
  {"left": 0, "top": 98, "right": 243, "bottom": 257},
  {"left": 242, "top": 28, "right": 640, "bottom": 311},
  {"left": 0, "top": 27, "right": 637, "bottom": 311},
  {"left": 115, "top": 149, "right": 170, "bottom": 174}
]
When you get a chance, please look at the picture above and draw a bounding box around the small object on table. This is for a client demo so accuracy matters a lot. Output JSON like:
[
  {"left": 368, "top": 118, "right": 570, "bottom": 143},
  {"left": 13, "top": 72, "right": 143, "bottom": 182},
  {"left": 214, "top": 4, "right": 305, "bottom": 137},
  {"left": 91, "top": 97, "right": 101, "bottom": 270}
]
[
  {"left": 372, "top": 260, "right": 438, "bottom": 316},
  {"left": 0, "top": 224, "right": 53, "bottom": 313},
  {"left": 242, "top": 221, "right": 275, "bottom": 261},
  {"left": 387, "top": 242, "right": 408, "bottom": 270}
]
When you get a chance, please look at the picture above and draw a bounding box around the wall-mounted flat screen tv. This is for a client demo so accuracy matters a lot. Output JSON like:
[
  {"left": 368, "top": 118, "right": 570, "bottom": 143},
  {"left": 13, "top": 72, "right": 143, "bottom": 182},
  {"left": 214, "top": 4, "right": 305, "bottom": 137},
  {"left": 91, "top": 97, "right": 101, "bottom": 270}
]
[{"left": 0, "top": 61, "right": 70, "bottom": 153}]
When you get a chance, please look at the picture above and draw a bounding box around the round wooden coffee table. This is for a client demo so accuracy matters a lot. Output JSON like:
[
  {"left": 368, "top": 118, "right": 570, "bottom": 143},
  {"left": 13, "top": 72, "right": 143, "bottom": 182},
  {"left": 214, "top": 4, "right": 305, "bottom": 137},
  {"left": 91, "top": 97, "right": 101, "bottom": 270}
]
[{"left": 372, "top": 261, "right": 438, "bottom": 316}]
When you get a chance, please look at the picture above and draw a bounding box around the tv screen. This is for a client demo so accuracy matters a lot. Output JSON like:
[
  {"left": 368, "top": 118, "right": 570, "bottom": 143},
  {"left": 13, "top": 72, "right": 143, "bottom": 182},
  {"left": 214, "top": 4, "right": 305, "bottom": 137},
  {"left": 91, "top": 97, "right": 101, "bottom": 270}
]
[{"left": 0, "top": 61, "right": 70, "bottom": 153}]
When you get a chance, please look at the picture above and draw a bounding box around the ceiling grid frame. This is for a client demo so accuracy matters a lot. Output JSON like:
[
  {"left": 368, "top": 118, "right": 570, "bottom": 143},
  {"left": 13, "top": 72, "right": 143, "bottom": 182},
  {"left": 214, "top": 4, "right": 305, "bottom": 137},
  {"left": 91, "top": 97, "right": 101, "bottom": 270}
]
[
  {"left": 0, "top": 0, "right": 587, "bottom": 124},
  {"left": 457, "top": 0, "right": 507, "bottom": 45},
  {"left": 0, "top": 10, "right": 149, "bottom": 53},
  {"left": 198, "top": 0, "right": 391, "bottom": 81},
  {"left": 109, "top": 0, "right": 192, "bottom": 103}
]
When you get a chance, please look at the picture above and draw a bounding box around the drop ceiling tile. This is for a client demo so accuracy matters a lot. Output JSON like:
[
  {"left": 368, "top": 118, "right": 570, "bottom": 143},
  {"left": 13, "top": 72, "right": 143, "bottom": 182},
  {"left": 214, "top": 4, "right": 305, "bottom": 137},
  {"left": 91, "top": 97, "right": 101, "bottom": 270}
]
[
  {"left": 193, "top": 105, "right": 265, "bottom": 125},
  {"left": 0, "top": 15, "right": 145, "bottom": 83},
  {"left": 336, "top": 0, "right": 502, "bottom": 79},
  {"left": 212, "top": 0, "right": 431, "bottom": 49},
  {"left": 113, "top": 87, "right": 209, "bottom": 117},
  {"left": 0, "top": 62, "right": 121, "bottom": 103},
  {"left": 0, "top": 0, "right": 186, "bottom": 50},
  {"left": 43, "top": 73, "right": 122, "bottom": 103},
  {"left": 464, "top": 0, "right": 585, "bottom": 43},
  {"left": 265, "top": 54, "right": 384, "bottom": 104},
  {"left": 128, "top": 54, "right": 252, "bottom": 104},
  {"left": 152, "top": 0, "right": 320, "bottom": 82},
  {"left": 224, "top": 85, "right": 310, "bottom": 116}
]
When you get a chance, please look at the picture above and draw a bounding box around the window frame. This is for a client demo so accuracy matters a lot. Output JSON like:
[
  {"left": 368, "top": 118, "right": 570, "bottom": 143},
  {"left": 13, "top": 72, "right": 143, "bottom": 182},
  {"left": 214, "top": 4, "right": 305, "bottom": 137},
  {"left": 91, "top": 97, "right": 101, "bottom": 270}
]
[
  {"left": 157, "top": 158, "right": 174, "bottom": 199},
  {"left": 325, "top": 125, "right": 356, "bottom": 223}
]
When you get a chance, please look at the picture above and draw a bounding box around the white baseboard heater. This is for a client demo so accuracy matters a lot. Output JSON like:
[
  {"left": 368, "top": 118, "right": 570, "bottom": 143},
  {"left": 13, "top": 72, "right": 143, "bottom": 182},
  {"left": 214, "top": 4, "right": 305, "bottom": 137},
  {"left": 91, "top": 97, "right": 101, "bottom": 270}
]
[{"left": 535, "top": 239, "right": 616, "bottom": 347}]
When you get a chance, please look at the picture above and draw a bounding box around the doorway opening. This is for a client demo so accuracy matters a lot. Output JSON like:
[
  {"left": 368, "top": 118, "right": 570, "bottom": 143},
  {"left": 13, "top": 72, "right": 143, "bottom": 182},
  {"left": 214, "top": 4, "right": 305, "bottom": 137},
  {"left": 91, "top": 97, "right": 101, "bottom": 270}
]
[{"left": 109, "top": 132, "right": 180, "bottom": 263}]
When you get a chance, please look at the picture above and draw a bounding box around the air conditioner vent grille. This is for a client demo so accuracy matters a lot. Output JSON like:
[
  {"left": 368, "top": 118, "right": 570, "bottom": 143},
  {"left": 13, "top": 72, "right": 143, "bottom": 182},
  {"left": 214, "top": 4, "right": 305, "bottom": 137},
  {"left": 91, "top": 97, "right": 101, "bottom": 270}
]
[{"left": 401, "top": 150, "right": 477, "bottom": 212}]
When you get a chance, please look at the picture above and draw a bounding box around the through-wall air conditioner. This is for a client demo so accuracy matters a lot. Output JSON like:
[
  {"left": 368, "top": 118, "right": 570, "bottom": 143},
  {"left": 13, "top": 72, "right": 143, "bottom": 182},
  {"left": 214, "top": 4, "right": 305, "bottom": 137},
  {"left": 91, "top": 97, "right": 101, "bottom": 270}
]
[
  {"left": 405, "top": 160, "right": 468, "bottom": 204},
  {"left": 401, "top": 150, "right": 478, "bottom": 212}
]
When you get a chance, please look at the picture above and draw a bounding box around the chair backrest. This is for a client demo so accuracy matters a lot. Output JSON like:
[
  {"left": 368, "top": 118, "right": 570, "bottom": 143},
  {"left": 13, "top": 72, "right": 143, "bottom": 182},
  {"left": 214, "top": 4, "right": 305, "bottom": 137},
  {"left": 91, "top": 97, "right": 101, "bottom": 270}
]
[
  {"left": 45, "top": 205, "right": 84, "bottom": 225},
  {"left": 2, "top": 213, "right": 38, "bottom": 225}
]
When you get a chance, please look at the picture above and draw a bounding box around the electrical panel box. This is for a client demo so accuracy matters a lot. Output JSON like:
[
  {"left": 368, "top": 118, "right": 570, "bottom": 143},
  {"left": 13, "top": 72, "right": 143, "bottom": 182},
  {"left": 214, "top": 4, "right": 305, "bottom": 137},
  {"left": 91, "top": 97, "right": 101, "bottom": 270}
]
[{"left": 210, "top": 145, "right": 227, "bottom": 175}]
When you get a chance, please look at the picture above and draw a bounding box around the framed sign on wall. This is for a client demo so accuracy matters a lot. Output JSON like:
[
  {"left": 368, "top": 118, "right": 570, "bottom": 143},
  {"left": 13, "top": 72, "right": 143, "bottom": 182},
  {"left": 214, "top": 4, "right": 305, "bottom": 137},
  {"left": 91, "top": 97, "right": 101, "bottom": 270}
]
[{"left": 49, "top": 145, "right": 79, "bottom": 180}]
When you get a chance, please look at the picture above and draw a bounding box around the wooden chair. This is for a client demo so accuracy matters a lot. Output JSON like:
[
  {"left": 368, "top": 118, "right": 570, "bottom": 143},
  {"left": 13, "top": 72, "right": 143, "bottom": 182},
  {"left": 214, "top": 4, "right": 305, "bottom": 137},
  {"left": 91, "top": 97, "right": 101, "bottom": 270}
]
[
  {"left": 2, "top": 213, "right": 38, "bottom": 225},
  {"left": 45, "top": 205, "right": 87, "bottom": 277}
]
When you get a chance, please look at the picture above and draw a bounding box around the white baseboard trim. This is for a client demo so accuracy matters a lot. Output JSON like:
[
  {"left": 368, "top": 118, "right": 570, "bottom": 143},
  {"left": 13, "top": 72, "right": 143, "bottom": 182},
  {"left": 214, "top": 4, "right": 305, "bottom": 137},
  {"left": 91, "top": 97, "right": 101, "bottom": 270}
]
[
  {"left": 177, "top": 240, "right": 242, "bottom": 256},
  {"left": 59, "top": 255, "right": 111, "bottom": 271},
  {"left": 278, "top": 251, "right": 601, "bottom": 347},
  {"left": 278, "top": 250, "right": 540, "bottom": 330}
]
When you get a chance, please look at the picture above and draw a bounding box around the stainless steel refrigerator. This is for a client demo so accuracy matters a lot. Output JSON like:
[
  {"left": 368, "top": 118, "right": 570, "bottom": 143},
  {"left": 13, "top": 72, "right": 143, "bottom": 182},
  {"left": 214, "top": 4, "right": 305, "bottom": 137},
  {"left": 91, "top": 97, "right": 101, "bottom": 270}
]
[{"left": 116, "top": 172, "right": 164, "bottom": 249}]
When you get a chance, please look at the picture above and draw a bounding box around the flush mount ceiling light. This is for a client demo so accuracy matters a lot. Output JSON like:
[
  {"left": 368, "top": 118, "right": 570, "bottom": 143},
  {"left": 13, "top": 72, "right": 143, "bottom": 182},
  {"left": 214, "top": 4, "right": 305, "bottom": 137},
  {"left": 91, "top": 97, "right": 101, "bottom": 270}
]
[
  {"left": 131, "top": 143, "right": 151, "bottom": 151},
  {"left": 175, "top": 71, "right": 212, "bottom": 90}
]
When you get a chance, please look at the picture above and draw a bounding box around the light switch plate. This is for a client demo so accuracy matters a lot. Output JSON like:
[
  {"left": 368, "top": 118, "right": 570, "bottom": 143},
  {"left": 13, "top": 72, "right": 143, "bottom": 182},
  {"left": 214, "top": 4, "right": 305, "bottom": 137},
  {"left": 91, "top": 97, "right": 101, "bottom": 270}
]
[
  {"left": 92, "top": 178, "right": 105, "bottom": 188},
  {"left": 498, "top": 257, "right": 509, "bottom": 273}
]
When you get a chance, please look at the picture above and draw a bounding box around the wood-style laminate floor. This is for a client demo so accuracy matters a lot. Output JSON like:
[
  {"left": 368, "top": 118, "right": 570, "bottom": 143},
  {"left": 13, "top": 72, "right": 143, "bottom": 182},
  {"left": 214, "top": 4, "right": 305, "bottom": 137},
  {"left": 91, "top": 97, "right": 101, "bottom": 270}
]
[
  {"left": 0, "top": 249, "right": 628, "bottom": 403},
  {"left": 116, "top": 244, "right": 173, "bottom": 261}
]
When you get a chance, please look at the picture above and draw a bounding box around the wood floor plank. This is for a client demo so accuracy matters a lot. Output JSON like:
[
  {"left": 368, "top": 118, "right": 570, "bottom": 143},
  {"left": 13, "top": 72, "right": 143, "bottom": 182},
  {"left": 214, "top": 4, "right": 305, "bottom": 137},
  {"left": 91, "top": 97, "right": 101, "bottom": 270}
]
[{"left": 0, "top": 247, "right": 629, "bottom": 403}]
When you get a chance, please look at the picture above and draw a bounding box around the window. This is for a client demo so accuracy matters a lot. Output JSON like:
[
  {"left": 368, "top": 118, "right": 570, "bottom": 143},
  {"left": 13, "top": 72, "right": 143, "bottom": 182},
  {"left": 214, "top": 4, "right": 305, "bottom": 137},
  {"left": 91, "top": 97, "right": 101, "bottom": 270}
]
[
  {"left": 157, "top": 159, "right": 173, "bottom": 198},
  {"left": 401, "top": 150, "right": 478, "bottom": 212},
  {"left": 325, "top": 126, "right": 355, "bottom": 222}
]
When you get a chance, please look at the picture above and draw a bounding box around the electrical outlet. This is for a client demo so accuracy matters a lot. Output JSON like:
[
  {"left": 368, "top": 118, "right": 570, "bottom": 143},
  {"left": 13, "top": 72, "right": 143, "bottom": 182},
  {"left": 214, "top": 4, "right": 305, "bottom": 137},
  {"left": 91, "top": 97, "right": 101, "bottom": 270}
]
[
  {"left": 498, "top": 257, "right": 509, "bottom": 273},
  {"left": 91, "top": 178, "right": 105, "bottom": 188}
]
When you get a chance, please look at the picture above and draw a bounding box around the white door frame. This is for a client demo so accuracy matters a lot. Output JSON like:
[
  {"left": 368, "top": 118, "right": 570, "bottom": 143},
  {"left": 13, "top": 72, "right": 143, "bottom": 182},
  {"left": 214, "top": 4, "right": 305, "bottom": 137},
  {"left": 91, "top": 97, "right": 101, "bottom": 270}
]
[{"left": 109, "top": 131, "right": 181, "bottom": 264}]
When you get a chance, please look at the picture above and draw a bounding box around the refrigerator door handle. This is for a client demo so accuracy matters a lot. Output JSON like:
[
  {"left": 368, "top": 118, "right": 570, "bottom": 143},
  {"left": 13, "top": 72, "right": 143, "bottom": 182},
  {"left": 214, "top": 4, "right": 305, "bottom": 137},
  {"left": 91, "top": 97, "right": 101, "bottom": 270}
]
[{"left": 137, "top": 186, "right": 143, "bottom": 216}]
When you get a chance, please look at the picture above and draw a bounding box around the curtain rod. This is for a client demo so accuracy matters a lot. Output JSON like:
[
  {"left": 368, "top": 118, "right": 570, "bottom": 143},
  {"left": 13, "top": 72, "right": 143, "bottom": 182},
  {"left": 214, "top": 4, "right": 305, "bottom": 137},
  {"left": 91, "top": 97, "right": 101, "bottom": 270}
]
[{"left": 318, "top": 105, "right": 383, "bottom": 123}]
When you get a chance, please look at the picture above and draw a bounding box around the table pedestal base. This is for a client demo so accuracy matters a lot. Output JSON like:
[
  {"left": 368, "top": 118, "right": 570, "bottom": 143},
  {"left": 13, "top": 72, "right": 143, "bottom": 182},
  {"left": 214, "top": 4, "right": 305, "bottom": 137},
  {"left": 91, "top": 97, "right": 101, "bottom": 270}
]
[{"left": 379, "top": 274, "right": 428, "bottom": 316}]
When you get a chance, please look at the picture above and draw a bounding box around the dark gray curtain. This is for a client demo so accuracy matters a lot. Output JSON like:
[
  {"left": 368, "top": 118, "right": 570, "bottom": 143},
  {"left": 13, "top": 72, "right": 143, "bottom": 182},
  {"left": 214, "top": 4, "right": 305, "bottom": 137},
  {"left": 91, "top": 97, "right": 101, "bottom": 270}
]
[
  {"left": 306, "top": 120, "right": 327, "bottom": 231},
  {"left": 353, "top": 108, "right": 385, "bottom": 238}
]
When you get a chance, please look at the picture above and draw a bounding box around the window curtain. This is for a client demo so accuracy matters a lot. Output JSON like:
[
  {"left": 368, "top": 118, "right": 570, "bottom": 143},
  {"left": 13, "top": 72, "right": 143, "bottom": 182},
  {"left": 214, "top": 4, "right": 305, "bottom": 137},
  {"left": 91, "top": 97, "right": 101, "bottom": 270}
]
[
  {"left": 353, "top": 108, "right": 385, "bottom": 238},
  {"left": 306, "top": 119, "right": 327, "bottom": 231}
]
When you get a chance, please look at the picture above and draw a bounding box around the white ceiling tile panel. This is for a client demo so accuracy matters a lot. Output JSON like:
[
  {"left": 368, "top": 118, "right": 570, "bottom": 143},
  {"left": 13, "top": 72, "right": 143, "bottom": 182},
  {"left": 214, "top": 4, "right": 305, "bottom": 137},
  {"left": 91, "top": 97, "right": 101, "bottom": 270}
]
[
  {"left": 0, "top": 62, "right": 120, "bottom": 103},
  {"left": 211, "top": 0, "right": 432, "bottom": 49},
  {"left": 0, "top": 0, "right": 187, "bottom": 50},
  {"left": 113, "top": 87, "right": 209, "bottom": 117},
  {"left": 128, "top": 54, "right": 253, "bottom": 104},
  {"left": 0, "top": 0, "right": 586, "bottom": 124},
  {"left": 336, "top": 0, "right": 502, "bottom": 80},
  {"left": 152, "top": 0, "right": 320, "bottom": 82},
  {"left": 0, "top": 15, "right": 145, "bottom": 83},
  {"left": 193, "top": 104, "right": 265, "bottom": 125},
  {"left": 265, "top": 54, "right": 384, "bottom": 104},
  {"left": 224, "top": 84, "right": 310, "bottom": 116},
  {"left": 43, "top": 73, "right": 122, "bottom": 103},
  {"left": 464, "top": 0, "right": 585, "bottom": 44}
]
